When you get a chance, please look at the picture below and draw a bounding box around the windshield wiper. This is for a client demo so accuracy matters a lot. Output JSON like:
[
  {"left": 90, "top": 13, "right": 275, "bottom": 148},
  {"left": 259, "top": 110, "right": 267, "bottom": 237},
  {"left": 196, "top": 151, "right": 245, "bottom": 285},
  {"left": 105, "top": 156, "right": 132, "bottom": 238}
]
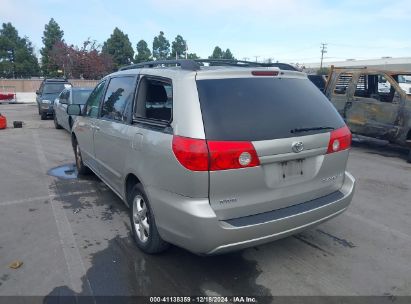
[{"left": 290, "top": 126, "right": 335, "bottom": 134}]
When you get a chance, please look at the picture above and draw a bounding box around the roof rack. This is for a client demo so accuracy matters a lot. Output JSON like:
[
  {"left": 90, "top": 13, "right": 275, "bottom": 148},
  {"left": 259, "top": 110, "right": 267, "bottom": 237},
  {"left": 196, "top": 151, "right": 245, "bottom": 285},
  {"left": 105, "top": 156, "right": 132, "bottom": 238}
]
[
  {"left": 119, "top": 60, "right": 200, "bottom": 71},
  {"left": 119, "top": 59, "right": 298, "bottom": 72},
  {"left": 195, "top": 59, "right": 298, "bottom": 71}
]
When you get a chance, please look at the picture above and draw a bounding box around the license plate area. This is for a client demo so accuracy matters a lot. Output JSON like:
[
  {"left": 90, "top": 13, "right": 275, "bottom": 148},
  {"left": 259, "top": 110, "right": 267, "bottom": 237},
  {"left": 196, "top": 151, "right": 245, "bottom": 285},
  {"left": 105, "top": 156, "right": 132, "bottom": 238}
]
[{"left": 281, "top": 159, "right": 304, "bottom": 179}]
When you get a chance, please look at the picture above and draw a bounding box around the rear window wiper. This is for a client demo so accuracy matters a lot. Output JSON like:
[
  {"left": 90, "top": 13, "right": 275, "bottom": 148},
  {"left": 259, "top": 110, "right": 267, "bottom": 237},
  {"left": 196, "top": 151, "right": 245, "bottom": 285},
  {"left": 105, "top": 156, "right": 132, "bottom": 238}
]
[{"left": 290, "top": 126, "right": 335, "bottom": 134}]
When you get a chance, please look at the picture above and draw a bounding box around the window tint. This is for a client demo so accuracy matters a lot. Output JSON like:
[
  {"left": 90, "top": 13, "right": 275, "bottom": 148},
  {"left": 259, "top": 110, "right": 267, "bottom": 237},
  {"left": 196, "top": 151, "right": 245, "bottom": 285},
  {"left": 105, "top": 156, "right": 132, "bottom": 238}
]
[
  {"left": 72, "top": 90, "right": 92, "bottom": 105},
  {"left": 100, "top": 77, "right": 136, "bottom": 122},
  {"left": 334, "top": 73, "right": 352, "bottom": 95},
  {"left": 135, "top": 77, "right": 172, "bottom": 122},
  {"left": 196, "top": 78, "right": 345, "bottom": 141},
  {"left": 355, "top": 74, "right": 395, "bottom": 102},
  {"left": 43, "top": 83, "right": 67, "bottom": 94},
  {"left": 58, "top": 89, "right": 67, "bottom": 99},
  {"left": 85, "top": 81, "right": 106, "bottom": 118}
]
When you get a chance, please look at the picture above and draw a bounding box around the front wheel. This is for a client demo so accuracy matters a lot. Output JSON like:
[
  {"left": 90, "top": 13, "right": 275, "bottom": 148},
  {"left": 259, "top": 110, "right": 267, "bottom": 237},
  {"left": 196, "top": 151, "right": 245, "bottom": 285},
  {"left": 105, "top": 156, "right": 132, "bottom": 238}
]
[
  {"left": 54, "top": 115, "right": 62, "bottom": 129},
  {"left": 129, "top": 184, "right": 169, "bottom": 254},
  {"left": 74, "top": 140, "right": 89, "bottom": 175},
  {"left": 40, "top": 112, "right": 47, "bottom": 120},
  {"left": 407, "top": 149, "right": 411, "bottom": 163}
]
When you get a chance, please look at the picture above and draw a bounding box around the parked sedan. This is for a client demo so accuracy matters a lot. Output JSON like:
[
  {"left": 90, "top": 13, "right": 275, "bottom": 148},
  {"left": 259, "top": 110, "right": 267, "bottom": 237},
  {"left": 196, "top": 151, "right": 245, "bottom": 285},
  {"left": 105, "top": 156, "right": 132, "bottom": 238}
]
[{"left": 54, "top": 87, "right": 92, "bottom": 131}]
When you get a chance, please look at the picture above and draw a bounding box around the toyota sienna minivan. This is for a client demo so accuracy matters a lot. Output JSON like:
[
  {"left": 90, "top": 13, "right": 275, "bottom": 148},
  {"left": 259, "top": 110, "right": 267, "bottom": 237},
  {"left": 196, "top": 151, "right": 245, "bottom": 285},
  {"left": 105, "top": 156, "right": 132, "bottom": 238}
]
[{"left": 67, "top": 59, "right": 356, "bottom": 255}]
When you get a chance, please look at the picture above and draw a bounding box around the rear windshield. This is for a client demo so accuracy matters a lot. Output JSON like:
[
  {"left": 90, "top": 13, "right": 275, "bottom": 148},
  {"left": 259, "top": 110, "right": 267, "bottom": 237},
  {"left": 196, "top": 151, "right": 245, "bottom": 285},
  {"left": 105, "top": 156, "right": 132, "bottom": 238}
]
[
  {"left": 43, "top": 83, "right": 67, "bottom": 94},
  {"left": 196, "top": 77, "right": 344, "bottom": 141},
  {"left": 73, "top": 90, "right": 92, "bottom": 104}
]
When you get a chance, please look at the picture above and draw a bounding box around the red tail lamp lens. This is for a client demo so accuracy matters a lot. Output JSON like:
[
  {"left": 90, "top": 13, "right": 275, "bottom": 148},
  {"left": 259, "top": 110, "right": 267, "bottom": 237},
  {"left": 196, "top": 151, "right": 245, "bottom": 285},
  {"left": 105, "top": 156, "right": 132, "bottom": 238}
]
[
  {"left": 172, "top": 136, "right": 260, "bottom": 171},
  {"left": 327, "top": 125, "right": 352, "bottom": 154},
  {"left": 207, "top": 141, "right": 260, "bottom": 170},
  {"left": 172, "top": 136, "right": 209, "bottom": 171}
]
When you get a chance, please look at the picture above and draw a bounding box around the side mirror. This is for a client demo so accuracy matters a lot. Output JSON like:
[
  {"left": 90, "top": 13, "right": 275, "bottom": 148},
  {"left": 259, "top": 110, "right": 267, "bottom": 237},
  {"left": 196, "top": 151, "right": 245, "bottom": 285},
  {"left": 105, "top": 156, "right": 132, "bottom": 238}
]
[
  {"left": 36, "top": 90, "right": 40, "bottom": 95},
  {"left": 67, "top": 104, "right": 81, "bottom": 116}
]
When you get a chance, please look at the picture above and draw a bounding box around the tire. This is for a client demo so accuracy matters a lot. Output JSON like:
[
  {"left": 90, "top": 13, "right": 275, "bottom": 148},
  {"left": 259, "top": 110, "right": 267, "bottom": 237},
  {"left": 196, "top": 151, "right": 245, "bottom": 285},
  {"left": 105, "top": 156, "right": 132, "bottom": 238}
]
[
  {"left": 38, "top": 106, "right": 41, "bottom": 115},
  {"left": 129, "top": 183, "right": 169, "bottom": 254},
  {"left": 68, "top": 117, "right": 73, "bottom": 131},
  {"left": 40, "top": 112, "right": 47, "bottom": 120},
  {"left": 407, "top": 149, "right": 411, "bottom": 164},
  {"left": 73, "top": 139, "right": 90, "bottom": 175},
  {"left": 54, "top": 115, "right": 62, "bottom": 129}
]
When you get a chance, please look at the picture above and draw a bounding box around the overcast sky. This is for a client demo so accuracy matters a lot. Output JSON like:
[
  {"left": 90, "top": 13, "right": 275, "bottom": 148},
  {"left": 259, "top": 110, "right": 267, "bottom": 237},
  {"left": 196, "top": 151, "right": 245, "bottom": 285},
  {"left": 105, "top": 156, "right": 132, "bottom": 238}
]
[{"left": 1, "top": 0, "right": 411, "bottom": 64}]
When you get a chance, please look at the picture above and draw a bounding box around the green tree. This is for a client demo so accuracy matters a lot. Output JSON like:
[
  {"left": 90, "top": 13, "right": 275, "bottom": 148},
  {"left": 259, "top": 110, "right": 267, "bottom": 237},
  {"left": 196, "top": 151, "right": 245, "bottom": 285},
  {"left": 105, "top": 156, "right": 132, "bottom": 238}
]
[
  {"left": 40, "top": 18, "right": 64, "bottom": 76},
  {"left": 102, "top": 27, "right": 134, "bottom": 69},
  {"left": 187, "top": 53, "right": 200, "bottom": 60},
  {"left": 134, "top": 40, "right": 152, "bottom": 63},
  {"left": 170, "top": 35, "right": 186, "bottom": 59},
  {"left": 0, "top": 22, "right": 40, "bottom": 78},
  {"left": 222, "top": 48, "right": 235, "bottom": 60},
  {"left": 209, "top": 46, "right": 224, "bottom": 59},
  {"left": 152, "top": 31, "right": 170, "bottom": 60}
]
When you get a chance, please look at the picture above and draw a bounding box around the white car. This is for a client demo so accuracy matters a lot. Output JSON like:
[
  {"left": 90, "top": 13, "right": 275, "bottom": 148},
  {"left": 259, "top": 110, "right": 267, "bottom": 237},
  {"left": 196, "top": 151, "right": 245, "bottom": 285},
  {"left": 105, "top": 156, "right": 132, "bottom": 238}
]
[
  {"left": 53, "top": 87, "right": 93, "bottom": 131},
  {"left": 398, "top": 75, "right": 411, "bottom": 95}
]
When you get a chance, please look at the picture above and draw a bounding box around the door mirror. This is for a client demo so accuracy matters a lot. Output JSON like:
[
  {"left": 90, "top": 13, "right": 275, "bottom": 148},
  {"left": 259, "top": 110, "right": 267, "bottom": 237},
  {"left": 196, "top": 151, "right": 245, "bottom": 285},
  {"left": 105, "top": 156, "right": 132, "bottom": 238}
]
[
  {"left": 67, "top": 104, "right": 81, "bottom": 116},
  {"left": 36, "top": 90, "right": 40, "bottom": 95}
]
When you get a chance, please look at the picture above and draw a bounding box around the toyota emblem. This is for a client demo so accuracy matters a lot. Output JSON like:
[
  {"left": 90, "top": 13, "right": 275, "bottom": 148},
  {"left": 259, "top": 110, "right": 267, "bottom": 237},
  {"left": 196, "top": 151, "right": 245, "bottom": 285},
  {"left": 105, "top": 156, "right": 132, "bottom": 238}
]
[{"left": 292, "top": 141, "right": 304, "bottom": 153}]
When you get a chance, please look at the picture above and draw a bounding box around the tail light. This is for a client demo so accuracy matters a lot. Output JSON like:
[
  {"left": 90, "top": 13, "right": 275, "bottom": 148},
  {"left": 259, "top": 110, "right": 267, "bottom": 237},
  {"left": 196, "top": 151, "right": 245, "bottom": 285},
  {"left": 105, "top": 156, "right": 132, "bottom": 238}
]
[
  {"left": 208, "top": 141, "right": 260, "bottom": 170},
  {"left": 251, "top": 71, "right": 279, "bottom": 76},
  {"left": 172, "top": 136, "right": 209, "bottom": 171},
  {"left": 172, "top": 136, "right": 260, "bottom": 171},
  {"left": 327, "top": 125, "right": 352, "bottom": 154}
]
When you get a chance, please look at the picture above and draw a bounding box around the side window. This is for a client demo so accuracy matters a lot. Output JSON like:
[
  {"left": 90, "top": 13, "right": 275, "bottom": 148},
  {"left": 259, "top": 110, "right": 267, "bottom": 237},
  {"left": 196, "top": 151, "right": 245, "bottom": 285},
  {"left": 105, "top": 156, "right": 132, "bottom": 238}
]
[
  {"left": 101, "top": 77, "right": 136, "bottom": 122},
  {"left": 58, "top": 89, "right": 66, "bottom": 99},
  {"left": 334, "top": 73, "right": 353, "bottom": 95},
  {"left": 62, "top": 90, "right": 70, "bottom": 101},
  {"left": 135, "top": 77, "right": 172, "bottom": 123},
  {"left": 85, "top": 80, "right": 106, "bottom": 118},
  {"left": 355, "top": 74, "right": 395, "bottom": 102}
]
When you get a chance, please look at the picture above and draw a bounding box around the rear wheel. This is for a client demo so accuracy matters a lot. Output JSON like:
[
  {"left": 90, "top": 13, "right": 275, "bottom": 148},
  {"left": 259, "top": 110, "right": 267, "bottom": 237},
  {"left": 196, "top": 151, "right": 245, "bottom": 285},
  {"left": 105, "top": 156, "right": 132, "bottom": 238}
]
[
  {"left": 129, "top": 183, "right": 169, "bottom": 254},
  {"left": 54, "top": 114, "right": 62, "bottom": 129},
  {"left": 74, "top": 140, "right": 89, "bottom": 175},
  {"left": 68, "top": 117, "right": 73, "bottom": 131}
]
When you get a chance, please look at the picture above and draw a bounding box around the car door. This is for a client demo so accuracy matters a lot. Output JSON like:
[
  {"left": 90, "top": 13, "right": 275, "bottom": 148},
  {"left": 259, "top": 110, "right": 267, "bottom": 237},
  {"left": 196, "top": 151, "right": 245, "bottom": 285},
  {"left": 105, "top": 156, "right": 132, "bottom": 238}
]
[
  {"left": 36, "top": 82, "right": 44, "bottom": 110},
  {"left": 54, "top": 90, "right": 64, "bottom": 122},
  {"left": 75, "top": 80, "right": 107, "bottom": 172},
  {"left": 326, "top": 72, "right": 354, "bottom": 117},
  {"left": 57, "top": 90, "right": 69, "bottom": 129},
  {"left": 93, "top": 76, "right": 138, "bottom": 193},
  {"left": 61, "top": 90, "right": 71, "bottom": 130},
  {"left": 345, "top": 73, "right": 402, "bottom": 138}
]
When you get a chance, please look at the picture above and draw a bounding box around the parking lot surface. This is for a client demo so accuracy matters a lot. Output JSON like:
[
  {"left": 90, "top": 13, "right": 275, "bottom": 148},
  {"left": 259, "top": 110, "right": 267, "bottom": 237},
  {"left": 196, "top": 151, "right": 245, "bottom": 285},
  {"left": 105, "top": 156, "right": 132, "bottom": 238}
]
[{"left": 0, "top": 103, "right": 410, "bottom": 298}]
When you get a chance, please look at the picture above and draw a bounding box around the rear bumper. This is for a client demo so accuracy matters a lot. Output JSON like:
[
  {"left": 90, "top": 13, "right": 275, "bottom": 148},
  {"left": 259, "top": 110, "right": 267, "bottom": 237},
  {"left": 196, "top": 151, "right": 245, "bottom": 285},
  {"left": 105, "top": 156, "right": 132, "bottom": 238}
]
[{"left": 148, "top": 171, "right": 355, "bottom": 255}]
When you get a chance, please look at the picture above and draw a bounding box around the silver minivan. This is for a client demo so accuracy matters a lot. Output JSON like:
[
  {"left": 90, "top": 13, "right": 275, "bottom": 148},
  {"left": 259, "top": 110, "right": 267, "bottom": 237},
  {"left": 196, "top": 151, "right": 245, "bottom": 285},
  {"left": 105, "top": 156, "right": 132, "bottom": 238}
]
[{"left": 68, "top": 60, "right": 355, "bottom": 255}]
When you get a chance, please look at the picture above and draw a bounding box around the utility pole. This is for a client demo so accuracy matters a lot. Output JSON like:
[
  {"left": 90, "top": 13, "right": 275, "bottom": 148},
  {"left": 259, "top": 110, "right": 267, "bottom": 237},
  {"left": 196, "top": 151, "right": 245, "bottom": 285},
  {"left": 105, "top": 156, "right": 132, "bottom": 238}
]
[
  {"left": 254, "top": 55, "right": 260, "bottom": 63},
  {"left": 242, "top": 57, "right": 249, "bottom": 61},
  {"left": 320, "top": 43, "right": 327, "bottom": 70}
]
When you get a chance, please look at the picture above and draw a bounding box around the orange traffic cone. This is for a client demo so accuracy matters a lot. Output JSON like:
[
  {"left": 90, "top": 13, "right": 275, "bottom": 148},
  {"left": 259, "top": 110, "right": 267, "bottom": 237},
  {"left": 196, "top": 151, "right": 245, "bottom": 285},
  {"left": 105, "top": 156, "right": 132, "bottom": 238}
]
[{"left": 0, "top": 113, "right": 7, "bottom": 129}]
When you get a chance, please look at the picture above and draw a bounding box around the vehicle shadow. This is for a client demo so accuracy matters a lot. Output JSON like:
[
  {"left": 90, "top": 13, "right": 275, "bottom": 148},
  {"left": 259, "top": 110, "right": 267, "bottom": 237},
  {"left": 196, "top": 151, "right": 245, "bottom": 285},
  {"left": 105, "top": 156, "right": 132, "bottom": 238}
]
[
  {"left": 46, "top": 169, "right": 272, "bottom": 300},
  {"left": 43, "top": 234, "right": 272, "bottom": 302}
]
